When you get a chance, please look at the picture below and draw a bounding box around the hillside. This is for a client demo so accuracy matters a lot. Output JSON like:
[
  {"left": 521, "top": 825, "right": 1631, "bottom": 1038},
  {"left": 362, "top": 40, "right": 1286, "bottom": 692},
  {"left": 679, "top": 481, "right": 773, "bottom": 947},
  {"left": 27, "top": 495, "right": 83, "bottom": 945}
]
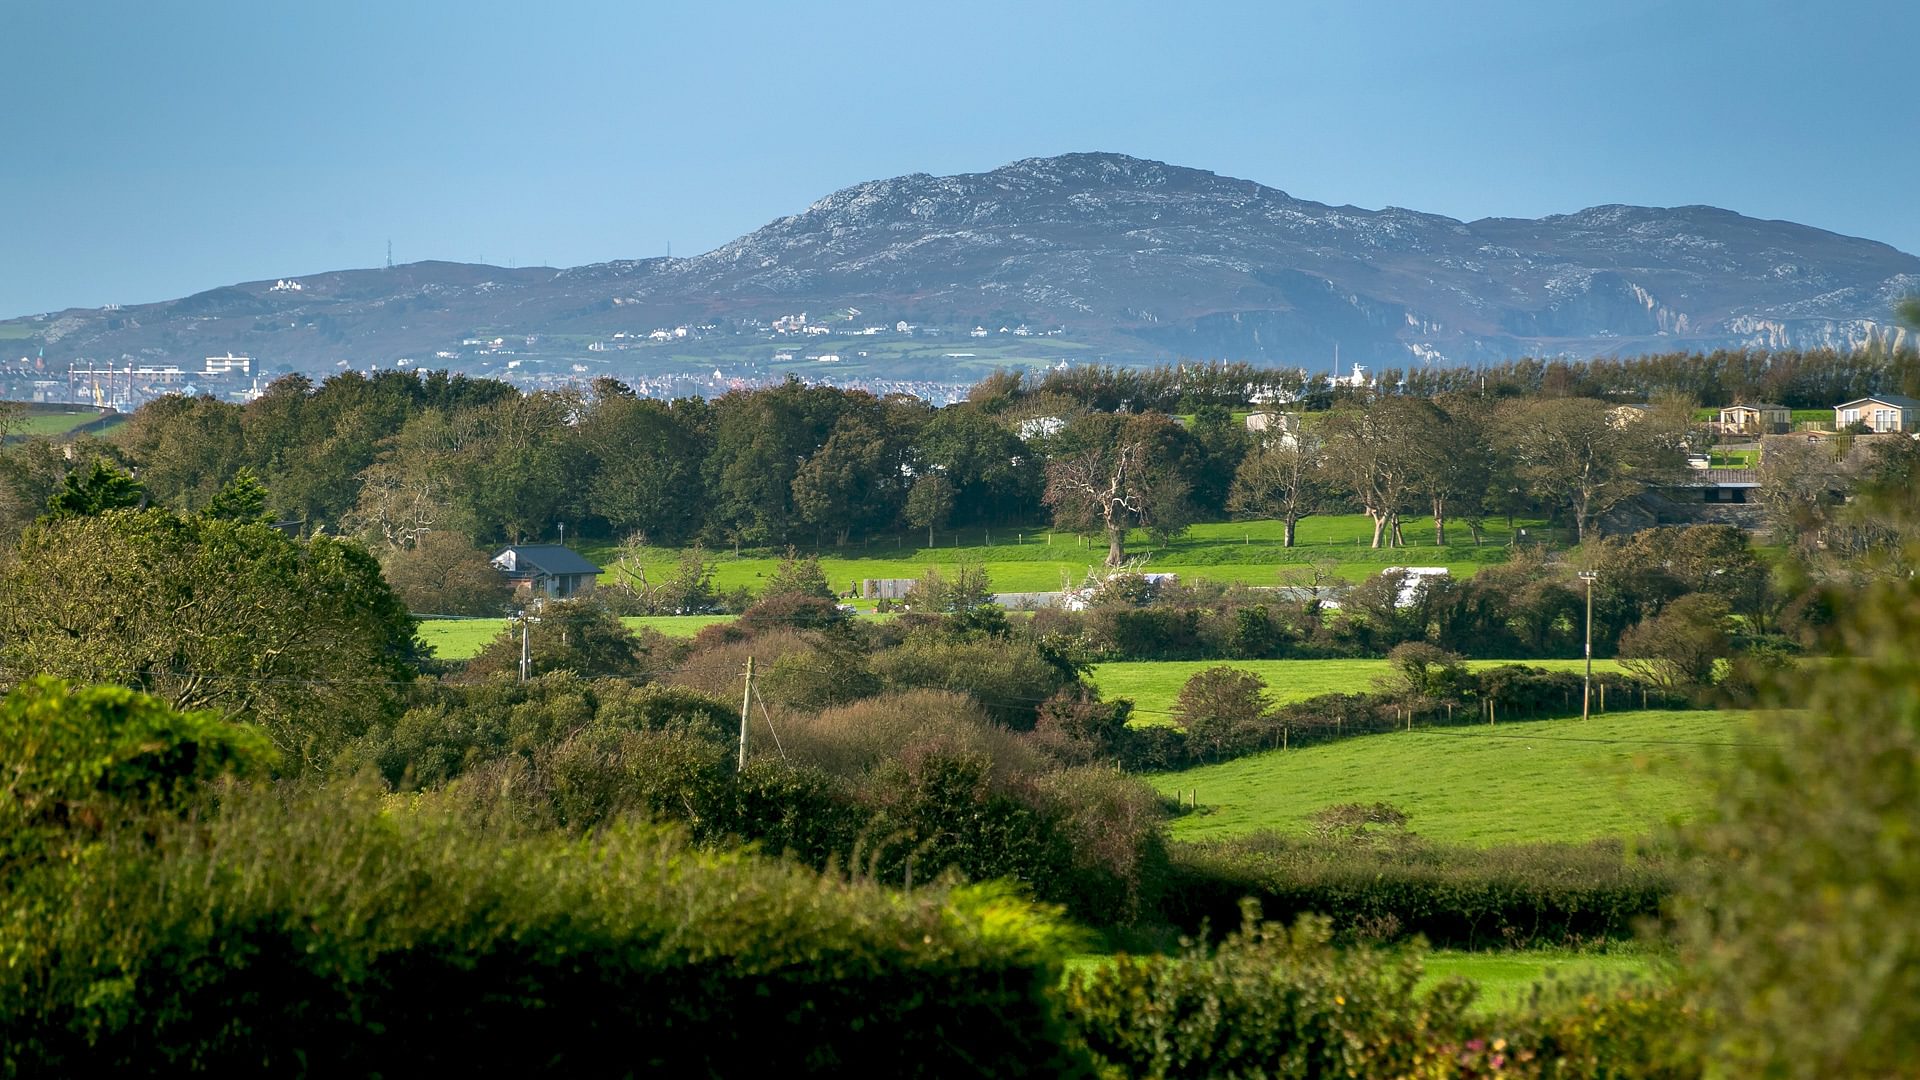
[
  {"left": 6, "top": 153, "right": 1917, "bottom": 384},
  {"left": 1150, "top": 709, "right": 1753, "bottom": 845}
]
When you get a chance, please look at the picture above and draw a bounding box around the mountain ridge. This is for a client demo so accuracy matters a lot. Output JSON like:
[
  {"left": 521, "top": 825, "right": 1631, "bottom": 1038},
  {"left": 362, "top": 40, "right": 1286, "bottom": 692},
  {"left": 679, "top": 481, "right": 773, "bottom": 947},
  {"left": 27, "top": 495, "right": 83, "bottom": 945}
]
[{"left": 7, "top": 152, "right": 1917, "bottom": 382}]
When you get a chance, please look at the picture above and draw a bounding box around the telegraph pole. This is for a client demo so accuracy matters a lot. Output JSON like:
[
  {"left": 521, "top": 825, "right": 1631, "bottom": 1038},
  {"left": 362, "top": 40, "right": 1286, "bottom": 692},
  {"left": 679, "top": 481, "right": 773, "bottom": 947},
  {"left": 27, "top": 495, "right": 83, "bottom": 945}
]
[
  {"left": 518, "top": 609, "right": 531, "bottom": 683},
  {"left": 738, "top": 657, "right": 755, "bottom": 771},
  {"left": 1578, "top": 571, "right": 1599, "bottom": 720}
]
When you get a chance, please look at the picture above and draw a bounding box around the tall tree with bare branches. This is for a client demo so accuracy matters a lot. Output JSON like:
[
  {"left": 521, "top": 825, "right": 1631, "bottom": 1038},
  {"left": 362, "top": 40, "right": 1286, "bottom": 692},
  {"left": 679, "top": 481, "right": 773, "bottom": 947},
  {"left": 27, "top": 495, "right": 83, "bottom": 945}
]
[{"left": 1043, "top": 414, "right": 1191, "bottom": 566}]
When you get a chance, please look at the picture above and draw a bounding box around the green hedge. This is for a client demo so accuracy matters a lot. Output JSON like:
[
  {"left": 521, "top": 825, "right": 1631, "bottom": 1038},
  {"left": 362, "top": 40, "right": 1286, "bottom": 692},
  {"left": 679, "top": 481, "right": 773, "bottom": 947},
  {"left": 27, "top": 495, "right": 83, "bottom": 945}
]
[
  {"left": 1163, "top": 835, "right": 1671, "bottom": 949},
  {"left": 1063, "top": 911, "right": 1696, "bottom": 1079},
  {"left": 0, "top": 783, "right": 1085, "bottom": 1076}
]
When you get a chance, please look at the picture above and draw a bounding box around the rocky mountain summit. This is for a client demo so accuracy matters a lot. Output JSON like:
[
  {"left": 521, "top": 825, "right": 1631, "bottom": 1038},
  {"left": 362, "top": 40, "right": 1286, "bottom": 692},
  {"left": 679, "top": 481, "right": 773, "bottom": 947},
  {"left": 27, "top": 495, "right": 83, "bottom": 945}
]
[{"left": 12, "top": 152, "right": 1919, "bottom": 374}]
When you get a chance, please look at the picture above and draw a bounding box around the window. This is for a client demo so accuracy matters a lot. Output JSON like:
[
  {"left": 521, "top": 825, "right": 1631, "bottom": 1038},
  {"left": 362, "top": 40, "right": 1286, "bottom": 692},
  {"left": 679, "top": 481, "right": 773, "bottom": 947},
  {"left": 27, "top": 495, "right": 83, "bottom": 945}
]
[{"left": 1875, "top": 409, "right": 1895, "bottom": 431}]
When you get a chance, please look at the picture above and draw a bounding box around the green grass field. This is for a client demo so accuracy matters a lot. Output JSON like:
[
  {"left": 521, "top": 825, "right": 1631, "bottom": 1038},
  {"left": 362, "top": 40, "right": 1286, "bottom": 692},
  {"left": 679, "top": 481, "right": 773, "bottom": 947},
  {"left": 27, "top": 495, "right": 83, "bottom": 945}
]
[
  {"left": 1091, "top": 658, "right": 1627, "bottom": 723},
  {"left": 419, "top": 614, "right": 733, "bottom": 659},
  {"left": 1065, "top": 947, "right": 1660, "bottom": 1014},
  {"left": 589, "top": 514, "right": 1549, "bottom": 597},
  {"left": 3, "top": 404, "right": 113, "bottom": 439},
  {"left": 1422, "top": 949, "right": 1660, "bottom": 1012},
  {"left": 1149, "top": 709, "right": 1750, "bottom": 845}
]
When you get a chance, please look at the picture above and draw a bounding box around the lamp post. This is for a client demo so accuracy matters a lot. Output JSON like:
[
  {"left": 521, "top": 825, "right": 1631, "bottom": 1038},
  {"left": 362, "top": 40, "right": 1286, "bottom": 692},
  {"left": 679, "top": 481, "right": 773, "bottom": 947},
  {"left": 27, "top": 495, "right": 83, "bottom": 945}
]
[{"left": 1578, "top": 571, "right": 1599, "bottom": 720}]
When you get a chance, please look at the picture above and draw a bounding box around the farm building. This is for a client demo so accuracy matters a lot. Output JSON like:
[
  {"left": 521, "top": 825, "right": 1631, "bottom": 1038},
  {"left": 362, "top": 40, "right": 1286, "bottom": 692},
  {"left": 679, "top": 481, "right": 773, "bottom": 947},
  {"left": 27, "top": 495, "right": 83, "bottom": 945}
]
[{"left": 490, "top": 544, "right": 601, "bottom": 600}]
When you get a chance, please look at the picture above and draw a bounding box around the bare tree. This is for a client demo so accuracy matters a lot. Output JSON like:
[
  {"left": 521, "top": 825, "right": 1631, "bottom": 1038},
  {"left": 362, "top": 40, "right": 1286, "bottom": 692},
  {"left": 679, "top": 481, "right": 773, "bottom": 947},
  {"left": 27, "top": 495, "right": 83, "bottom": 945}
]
[
  {"left": 1496, "top": 396, "right": 1686, "bottom": 544},
  {"left": 1044, "top": 438, "right": 1154, "bottom": 566},
  {"left": 1228, "top": 430, "right": 1328, "bottom": 547},
  {"left": 1321, "top": 400, "right": 1425, "bottom": 548}
]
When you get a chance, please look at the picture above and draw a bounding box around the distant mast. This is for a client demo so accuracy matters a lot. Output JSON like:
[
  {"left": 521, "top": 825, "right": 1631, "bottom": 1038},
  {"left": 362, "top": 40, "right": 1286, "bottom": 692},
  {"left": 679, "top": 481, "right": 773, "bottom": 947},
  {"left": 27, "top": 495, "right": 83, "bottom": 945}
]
[{"left": 385, "top": 239, "right": 393, "bottom": 270}]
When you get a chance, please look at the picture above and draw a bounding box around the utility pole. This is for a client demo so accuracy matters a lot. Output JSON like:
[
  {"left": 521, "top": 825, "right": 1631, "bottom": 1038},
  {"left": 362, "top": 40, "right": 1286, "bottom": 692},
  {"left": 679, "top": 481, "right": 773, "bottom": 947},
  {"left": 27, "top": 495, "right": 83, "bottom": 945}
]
[
  {"left": 738, "top": 657, "right": 754, "bottom": 771},
  {"left": 1578, "top": 571, "right": 1599, "bottom": 720},
  {"left": 518, "top": 609, "right": 531, "bottom": 683}
]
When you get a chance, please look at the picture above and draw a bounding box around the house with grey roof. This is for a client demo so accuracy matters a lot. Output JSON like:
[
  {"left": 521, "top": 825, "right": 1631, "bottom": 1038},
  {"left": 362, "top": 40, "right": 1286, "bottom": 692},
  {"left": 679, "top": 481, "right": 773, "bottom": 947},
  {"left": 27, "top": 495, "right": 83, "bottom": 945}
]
[
  {"left": 1834, "top": 394, "right": 1920, "bottom": 434},
  {"left": 490, "top": 544, "right": 601, "bottom": 600}
]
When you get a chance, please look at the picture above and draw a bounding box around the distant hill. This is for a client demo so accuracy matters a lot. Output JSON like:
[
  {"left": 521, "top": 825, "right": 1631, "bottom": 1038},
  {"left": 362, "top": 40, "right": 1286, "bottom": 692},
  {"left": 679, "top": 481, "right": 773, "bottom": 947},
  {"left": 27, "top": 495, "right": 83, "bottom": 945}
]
[{"left": 7, "top": 152, "right": 1918, "bottom": 378}]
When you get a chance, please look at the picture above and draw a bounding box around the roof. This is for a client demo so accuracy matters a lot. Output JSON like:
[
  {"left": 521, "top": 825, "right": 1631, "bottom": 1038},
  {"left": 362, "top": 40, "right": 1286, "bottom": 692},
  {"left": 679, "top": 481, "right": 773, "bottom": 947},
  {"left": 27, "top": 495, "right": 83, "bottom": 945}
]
[
  {"left": 1835, "top": 393, "right": 1920, "bottom": 409},
  {"left": 491, "top": 544, "right": 602, "bottom": 577},
  {"left": 1723, "top": 402, "right": 1788, "bottom": 412}
]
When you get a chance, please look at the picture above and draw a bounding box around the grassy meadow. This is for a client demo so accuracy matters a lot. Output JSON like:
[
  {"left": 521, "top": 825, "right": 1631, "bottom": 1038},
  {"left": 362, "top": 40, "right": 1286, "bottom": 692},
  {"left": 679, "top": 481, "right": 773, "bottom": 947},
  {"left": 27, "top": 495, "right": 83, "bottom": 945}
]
[
  {"left": 3, "top": 404, "right": 115, "bottom": 439},
  {"left": 419, "top": 614, "right": 733, "bottom": 659},
  {"left": 585, "top": 513, "right": 1551, "bottom": 597},
  {"left": 1091, "top": 658, "right": 1629, "bottom": 723},
  {"left": 1149, "top": 709, "right": 1750, "bottom": 846},
  {"left": 1422, "top": 949, "right": 1660, "bottom": 1012}
]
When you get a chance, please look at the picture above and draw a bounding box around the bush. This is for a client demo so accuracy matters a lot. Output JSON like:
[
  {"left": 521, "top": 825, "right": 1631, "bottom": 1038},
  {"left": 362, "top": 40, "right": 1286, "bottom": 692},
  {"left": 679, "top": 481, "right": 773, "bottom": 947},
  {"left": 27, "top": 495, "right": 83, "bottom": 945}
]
[
  {"left": 341, "top": 675, "right": 738, "bottom": 791},
  {"left": 0, "top": 678, "right": 276, "bottom": 865},
  {"left": 1163, "top": 834, "right": 1671, "bottom": 949},
  {"left": 1173, "top": 666, "right": 1272, "bottom": 762},
  {"left": 0, "top": 783, "right": 1086, "bottom": 1075},
  {"left": 379, "top": 531, "right": 512, "bottom": 616},
  {"left": 1063, "top": 911, "right": 1475, "bottom": 1078},
  {"left": 872, "top": 631, "right": 1083, "bottom": 730},
  {"left": 463, "top": 598, "right": 653, "bottom": 681}
]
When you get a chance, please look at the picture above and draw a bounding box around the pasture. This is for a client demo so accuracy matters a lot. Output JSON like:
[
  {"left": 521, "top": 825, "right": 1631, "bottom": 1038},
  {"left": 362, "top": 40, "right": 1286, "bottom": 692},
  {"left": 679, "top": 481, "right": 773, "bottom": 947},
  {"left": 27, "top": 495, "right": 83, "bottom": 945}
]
[
  {"left": 1091, "top": 658, "right": 1628, "bottom": 723},
  {"left": 1422, "top": 949, "right": 1660, "bottom": 1012},
  {"left": 586, "top": 513, "right": 1548, "bottom": 597},
  {"left": 3, "top": 404, "right": 116, "bottom": 439},
  {"left": 419, "top": 614, "right": 733, "bottom": 659},
  {"left": 1148, "top": 709, "right": 1752, "bottom": 846}
]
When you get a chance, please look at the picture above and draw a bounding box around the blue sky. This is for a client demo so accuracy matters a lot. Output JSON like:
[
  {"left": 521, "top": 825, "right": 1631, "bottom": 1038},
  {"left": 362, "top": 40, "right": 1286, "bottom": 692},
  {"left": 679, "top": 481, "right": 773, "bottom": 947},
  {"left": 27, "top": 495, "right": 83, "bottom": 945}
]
[{"left": 4, "top": 0, "right": 1915, "bottom": 318}]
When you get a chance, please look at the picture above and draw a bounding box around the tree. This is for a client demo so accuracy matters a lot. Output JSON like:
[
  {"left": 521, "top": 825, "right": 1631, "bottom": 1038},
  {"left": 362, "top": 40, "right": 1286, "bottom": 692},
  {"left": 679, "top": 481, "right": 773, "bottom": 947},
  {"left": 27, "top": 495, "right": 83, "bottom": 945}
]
[
  {"left": 762, "top": 548, "right": 837, "bottom": 602},
  {"left": 1673, "top": 571, "right": 1920, "bottom": 1076},
  {"left": 1617, "top": 592, "right": 1730, "bottom": 695},
  {"left": 1228, "top": 432, "right": 1327, "bottom": 547},
  {"left": 1410, "top": 397, "right": 1494, "bottom": 547},
  {"left": 43, "top": 459, "right": 146, "bottom": 519},
  {"left": 465, "top": 598, "right": 650, "bottom": 680},
  {"left": 203, "top": 467, "right": 274, "bottom": 524},
  {"left": 791, "top": 415, "right": 898, "bottom": 545},
  {"left": 1496, "top": 396, "right": 1686, "bottom": 544},
  {"left": 114, "top": 394, "right": 246, "bottom": 510},
  {"left": 379, "top": 531, "right": 513, "bottom": 616},
  {"left": 904, "top": 473, "right": 956, "bottom": 547},
  {"left": 1043, "top": 414, "right": 1193, "bottom": 566},
  {"left": 0, "top": 510, "right": 419, "bottom": 768},
  {"left": 1173, "top": 666, "right": 1270, "bottom": 761},
  {"left": 577, "top": 390, "right": 708, "bottom": 544},
  {"left": 1320, "top": 401, "right": 1424, "bottom": 548}
]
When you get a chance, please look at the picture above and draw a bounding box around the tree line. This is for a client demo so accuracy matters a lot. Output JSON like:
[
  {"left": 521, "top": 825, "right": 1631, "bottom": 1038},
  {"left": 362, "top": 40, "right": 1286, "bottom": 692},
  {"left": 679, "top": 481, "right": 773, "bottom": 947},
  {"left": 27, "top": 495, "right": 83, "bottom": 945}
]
[{"left": 0, "top": 365, "right": 1707, "bottom": 603}]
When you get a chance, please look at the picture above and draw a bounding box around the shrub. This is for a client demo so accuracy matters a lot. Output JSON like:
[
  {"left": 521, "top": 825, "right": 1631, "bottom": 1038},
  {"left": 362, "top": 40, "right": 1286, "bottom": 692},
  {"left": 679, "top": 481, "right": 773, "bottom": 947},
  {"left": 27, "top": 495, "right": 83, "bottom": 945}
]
[
  {"left": 1035, "top": 766, "right": 1171, "bottom": 926},
  {"left": 1618, "top": 593, "right": 1731, "bottom": 697},
  {"left": 0, "top": 678, "right": 276, "bottom": 864},
  {"left": 0, "top": 783, "right": 1086, "bottom": 1075},
  {"left": 1163, "top": 834, "right": 1671, "bottom": 949},
  {"left": 737, "top": 592, "right": 850, "bottom": 632},
  {"left": 782, "top": 690, "right": 1041, "bottom": 787},
  {"left": 1670, "top": 571, "right": 1920, "bottom": 1076},
  {"left": 463, "top": 598, "right": 653, "bottom": 681},
  {"left": 1173, "top": 666, "right": 1272, "bottom": 762},
  {"left": 1063, "top": 911, "right": 1474, "bottom": 1079},
  {"left": 872, "top": 632, "right": 1082, "bottom": 730}
]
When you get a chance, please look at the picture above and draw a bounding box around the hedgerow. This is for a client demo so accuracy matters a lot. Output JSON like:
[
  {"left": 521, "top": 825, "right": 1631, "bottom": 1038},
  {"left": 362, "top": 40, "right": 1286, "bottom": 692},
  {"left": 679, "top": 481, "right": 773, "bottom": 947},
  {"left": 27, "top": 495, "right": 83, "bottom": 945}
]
[{"left": 0, "top": 782, "right": 1086, "bottom": 1076}]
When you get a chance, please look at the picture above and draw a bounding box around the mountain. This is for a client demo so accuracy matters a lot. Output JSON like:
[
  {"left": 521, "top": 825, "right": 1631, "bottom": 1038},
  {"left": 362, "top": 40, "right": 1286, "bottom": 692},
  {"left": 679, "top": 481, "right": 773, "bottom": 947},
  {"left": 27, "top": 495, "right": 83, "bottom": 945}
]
[{"left": 8, "top": 152, "right": 1919, "bottom": 382}]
